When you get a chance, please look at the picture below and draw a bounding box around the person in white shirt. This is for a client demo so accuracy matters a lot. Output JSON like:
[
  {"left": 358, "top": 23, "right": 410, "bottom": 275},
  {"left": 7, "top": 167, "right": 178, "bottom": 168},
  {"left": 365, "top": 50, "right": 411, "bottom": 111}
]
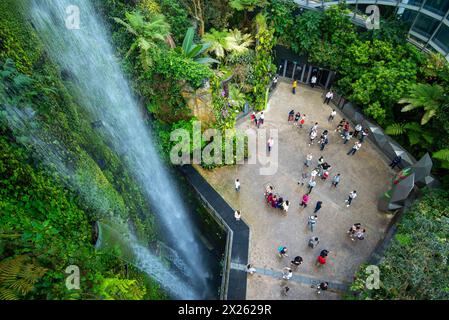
[
  {"left": 354, "top": 124, "right": 363, "bottom": 138},
  {"left": 345, "top": 191, "right": 358, "bottom": 207},
  {"left": 328, "top": 109, "right": 337, "bottom": 121},
  {"left": 282, "top": 267, "right": 293, "bottom": 280},
  {"left": 309, "top": 130, "right": 317, "bottom": 146},
  {"left": 247, "top": 264, "right": 256, "bottom": 274},
  {"left": 324, "top": 91, "right": 334, "bottom": 105},
  {"left": 347, "top": 141, "right": 362, "bottom": 156},
  {"left": 235, "top": 178, "right": 240, "bottom": 192},
  {"left": 310, "top": 75, "right": 317, "bottom": 88},
  {"left": 234, "top": 210, "right": 241, "bottom": 221},
  {"left": 267, "top": 137, "right": 274, "bottom": 152},
  {"left": 282, "top": 200, "right": 290, "bottom": 213},
  {"left": 304, "top": 153, "right": 313, "bottom": 167}
]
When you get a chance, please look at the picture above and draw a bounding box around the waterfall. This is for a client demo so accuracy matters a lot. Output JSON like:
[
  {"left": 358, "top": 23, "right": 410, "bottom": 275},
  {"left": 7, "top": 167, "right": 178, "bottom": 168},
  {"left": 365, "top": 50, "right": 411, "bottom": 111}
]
[{"left": 28, "top": 0, "right": 212, "bottom": 299}]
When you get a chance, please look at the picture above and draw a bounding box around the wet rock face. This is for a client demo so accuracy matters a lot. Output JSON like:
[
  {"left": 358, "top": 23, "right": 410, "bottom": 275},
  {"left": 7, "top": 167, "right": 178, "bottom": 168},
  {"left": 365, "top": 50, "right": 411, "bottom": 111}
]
[{"left": 181, "top": 83, "right": 216, "bottom": 126}]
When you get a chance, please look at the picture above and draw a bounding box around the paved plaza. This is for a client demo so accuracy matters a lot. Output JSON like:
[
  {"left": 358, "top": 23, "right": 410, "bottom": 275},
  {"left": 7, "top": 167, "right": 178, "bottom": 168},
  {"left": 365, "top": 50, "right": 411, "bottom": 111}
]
[{"left": 195, "top": 80, "right": 395, "bottom": 299}]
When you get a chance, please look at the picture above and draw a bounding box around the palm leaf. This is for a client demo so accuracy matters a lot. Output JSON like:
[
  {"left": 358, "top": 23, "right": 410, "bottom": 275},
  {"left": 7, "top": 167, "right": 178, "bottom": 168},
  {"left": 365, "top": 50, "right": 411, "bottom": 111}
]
[
  {"left": 182, "top": 27, "right": 195, "bottom": 56},
  {"left": 385, "top": 123, "right": 405, "bottom": 136},
  {"left": 433, "top": 149, "right": 449, "bottom": 162},
  {"left": 195, "top": 57, "right": 220, "bottom": 65}
]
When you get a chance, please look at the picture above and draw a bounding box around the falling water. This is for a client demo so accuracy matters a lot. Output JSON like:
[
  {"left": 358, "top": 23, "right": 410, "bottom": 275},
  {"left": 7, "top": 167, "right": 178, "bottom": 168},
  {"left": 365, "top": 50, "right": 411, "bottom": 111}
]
[{"left": 28, "top": 0, "right": 212, "bottom": 298}]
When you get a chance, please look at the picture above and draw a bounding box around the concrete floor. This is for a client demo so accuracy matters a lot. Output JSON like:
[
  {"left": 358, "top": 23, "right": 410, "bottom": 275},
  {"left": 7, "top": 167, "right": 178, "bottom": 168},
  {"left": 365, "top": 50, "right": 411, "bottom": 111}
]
[{"left": 195, "top": 81, "right": 395, "bottom": 299}]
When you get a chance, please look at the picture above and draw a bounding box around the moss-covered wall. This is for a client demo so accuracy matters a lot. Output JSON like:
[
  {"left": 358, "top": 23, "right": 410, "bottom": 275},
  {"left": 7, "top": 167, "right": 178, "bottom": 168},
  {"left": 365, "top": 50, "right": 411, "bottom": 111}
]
[{"left": 0, "top": 0, "right": 164, "bottom": 299}]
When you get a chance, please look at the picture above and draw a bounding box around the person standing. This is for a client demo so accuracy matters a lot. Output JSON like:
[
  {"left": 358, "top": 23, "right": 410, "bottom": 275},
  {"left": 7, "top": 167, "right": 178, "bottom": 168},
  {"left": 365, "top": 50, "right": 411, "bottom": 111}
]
[
  {"left": 343, "top": 131, "right": 353, "bottom": 144},
  {"left": 314, "top": 201, "right": 323, "bottom": 214},
  {"left": 390, "top": 155, "right": 402, "bottom": 169},
  {"left": 291, "top": 256, "right": 303, "bottom": 268},
  {"left": 247, "top": 264, "right": 256, "bottom": 274},
  {"left": 309, "top": 130, "right": 317, "bottom": 146},
  {"left": 299, "top": 114, "right": 306, "bottom": 128},
  {"left": 307, "top": 179, "right": 317, "bottom": 194},
  {"left": 359, "top": 128, "right": 369, "bottom": 142},
  {"left": 267, "top": 137, "right": 274, "bottom": 153},
  {"left": 300, "top": 194, "right": 310, "bottom": 208},
  {"left": 328, "top": 109, "right": 337, "bottom": 121},
  {"left": 347, "top": 141, "right": 361, "bottom": 156},
  {"left": 310, "top": 75, "right": 317, "bottom": 88},
  {"left": 282, "top": 200, "right": 290, "bottom": 213},
  {"left": 331, "top": 173, "right": 341, "bottom": 188},
  {"left": 255, "top": 112, "right": 260, "bottom": 128},
  {"left": 336, "top": 118, "right": 346, "bottom": 133},
  {"left": 259, "top": 112, "right": 265, "bottom": 127},
  {"left": 354, "top": 124, "right": 362, "bottom": 138},
  {"left": 292, "top": 80, "right": 297, "bottom": 94},
  {"left": 298, "top": 170, "right": 309, "bottom": 186},
  {"left": 234, "top": 210, "right": 241, "bottom": 221},
  {"left": 308, "top": 215, "right": 318, "bottom": 232},
  {"left": 235, "top": 178, "right": 240, "bottom": 192},
  {"left": 304, "top": 153, "right": 313, "bottom": 167},
  {"left": 308, "top": 236, "right": 320, "bottom": 248},
  {"left": 324, "top": 91, "right": 334, "bottom": 105},
  {"left": 319, "top": 135, "right": 329, "bottom": 151},
  {"left": 294, "top": 112, "right": 301, "bottom": 126},
  {"left": 310, "top": 168, "right": 318, "bottom": 181},
  {"left": 310, "top": 122, "right": 319, "bottom": 134},
  {"left": 282, "top": 267, "right": 293, "bottom": 280},
  {"left": 250, "top": 112, "right": 256, "bottom": 126},
  {"left": 345, "top": 191, "right": 357, "bottom": 207},
  {"left": 288, "top": 109, "right": 295, "bottom": 122}
]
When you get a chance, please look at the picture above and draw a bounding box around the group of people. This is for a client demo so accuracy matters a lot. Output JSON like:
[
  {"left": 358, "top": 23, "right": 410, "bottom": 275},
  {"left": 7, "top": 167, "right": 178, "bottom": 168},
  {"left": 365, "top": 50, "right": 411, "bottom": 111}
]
[
  {"left": 250, "top": 111, "right": 265, "bottom": 128},
  {"left": 264, "top": 185, "right": 290, "bottom": 213}
]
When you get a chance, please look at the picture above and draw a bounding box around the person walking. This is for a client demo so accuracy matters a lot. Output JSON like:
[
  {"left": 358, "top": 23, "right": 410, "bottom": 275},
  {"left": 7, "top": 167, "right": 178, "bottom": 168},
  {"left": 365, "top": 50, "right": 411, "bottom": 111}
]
[
  {"left": 282, "top": 267, "right": 293, "bottom": 280},
  {"left": 345, "top": 191, "right": 357, "bottom": 207},
  {"left": 310, "top": 75, "right": 317, "bottom": 88},
  {"left": 331, "top": 173, "right": 341, "bottom": 188},
  {"left": 308, "top": 215, "right": 318, "bottom": 232},
  {"left": 300, "top": 194, "right": 310, "bottom": 208},
  {"left": 309, "top": 130, "right": 317, "bottom": 146},
  {"left": 324, "top": 92, "right": 334, "bottom": 105},
  {"left": 255, "top": 112, "right": 260, "bottom": 128},
  {"left": 292, "top": 80, "right": 297, "bottom": 94},
  {"left": 316, "top": 254, "right": 327, "bottom": 266},
  {"left": 314, "top": 201, "right": 323, "bottom": 214},
  {"left": 267, "top": 137, "right": 274, "bottom": 153},
  {"left": 310, "top": 122, "right": 319, "bottom": 134},
  {"left": 336, "top": 118, "right": 346, "bottom": 133},
  {"left": 390, "top": 155, "right": 402, "bottom": 169},
  {"left": 347, "top": 141, "right": 362, "bottom": 156},
  {"left": 308, "top": 236, "right": 320, "bottom": 248},
  {"left": 310, "top": 168, "right": 318, "bottom": 181},
  {"left": 307, "top": 179, "right": 317, "bottom": 194},
  {"left": 235, "top": 178, "right": 240, "bottom": 192},
  {"left": 304, "top": 153, "right": 313, "bottom": 167},
  {"left": 234, "top": 210, "right": 241, "bottom": 221},
  {"left": 354, "top": 124, "right": 362, "bottom": 138},
  {"left": 278, "top": 246, "right": 288, "bottom": 258},
  {"left": 328, "top": 109, "right": 337, "bottom": 122}
]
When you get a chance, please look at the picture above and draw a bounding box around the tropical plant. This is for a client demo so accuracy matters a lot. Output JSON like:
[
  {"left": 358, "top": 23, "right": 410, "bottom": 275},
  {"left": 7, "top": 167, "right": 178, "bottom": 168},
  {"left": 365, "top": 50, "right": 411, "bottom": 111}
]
[
  {"left": 225, "top": 29, "right": 254, "bottom": 54},
  {"left": 433, "top": 149, "right": 449, "bottom": 169},
  {"left": 228, "top": 85, "right": 246, "bottom": 110},
  {"left": 202, "top": 28, "right": 230, "bottom": 59},
  {"left": 399, "top": 83, "right": 447, "bottom": 125},
  {"left": 180, "top": 0, "right": 206, "bottom": 37},
  {"left": 0, "top": 255, "right": 47, "bottom": 300},
  {"left": 179, "top": 27, "right": 219, "bottom": 65},
  {"left": 229, "top": 0, "right": 267, "bottom": 11},
  {"left": 95, "top": 277, "right": 147, "bottom": 300},
  {"left": 385, "top": 122, "right": 433, "bottom": 146},
  {"left": 113, "top": 11, "right": 171, "bottom": 69}
]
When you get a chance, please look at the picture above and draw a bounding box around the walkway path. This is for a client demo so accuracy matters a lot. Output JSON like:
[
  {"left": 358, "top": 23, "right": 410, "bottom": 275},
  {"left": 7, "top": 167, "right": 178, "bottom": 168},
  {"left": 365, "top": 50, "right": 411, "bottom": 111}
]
[{"left": 195, "top": 81, "right": 395, "bottom": 299}]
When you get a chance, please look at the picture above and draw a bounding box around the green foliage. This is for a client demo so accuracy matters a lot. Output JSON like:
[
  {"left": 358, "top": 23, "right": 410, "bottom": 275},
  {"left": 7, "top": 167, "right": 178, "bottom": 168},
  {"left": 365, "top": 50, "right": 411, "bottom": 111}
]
[
  {"left": 385, "top": 122, "right": 433, "bottom": 147},
  {"left": 399, "top": 83, "right": 447, "bottom": 125},
  {"left": 229, "top": 0, "right": 267, "bottom": 11},
  {"left": 433, "top": 149, "right": 449, "bottom": 169},
  {"left": 252, "top": 14, "right": 276, "bottom": 111},
  {"left": 0, "top": 255, "right": 47, "bottom": 300},
  {"left": 113, "top": 10, "right": 171, "bottom": 70},
  {"left": 179, "top": 27, "right": 219, "bottom": 65},
  {"left": 95, "top": 277, "right": 146, "bottom": 300},
  {"left": 156, "top": 0, "right": 192, "bottom": 46},
  {"left": 350, "top": 189, "right": 449, "bottom": 300}
]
